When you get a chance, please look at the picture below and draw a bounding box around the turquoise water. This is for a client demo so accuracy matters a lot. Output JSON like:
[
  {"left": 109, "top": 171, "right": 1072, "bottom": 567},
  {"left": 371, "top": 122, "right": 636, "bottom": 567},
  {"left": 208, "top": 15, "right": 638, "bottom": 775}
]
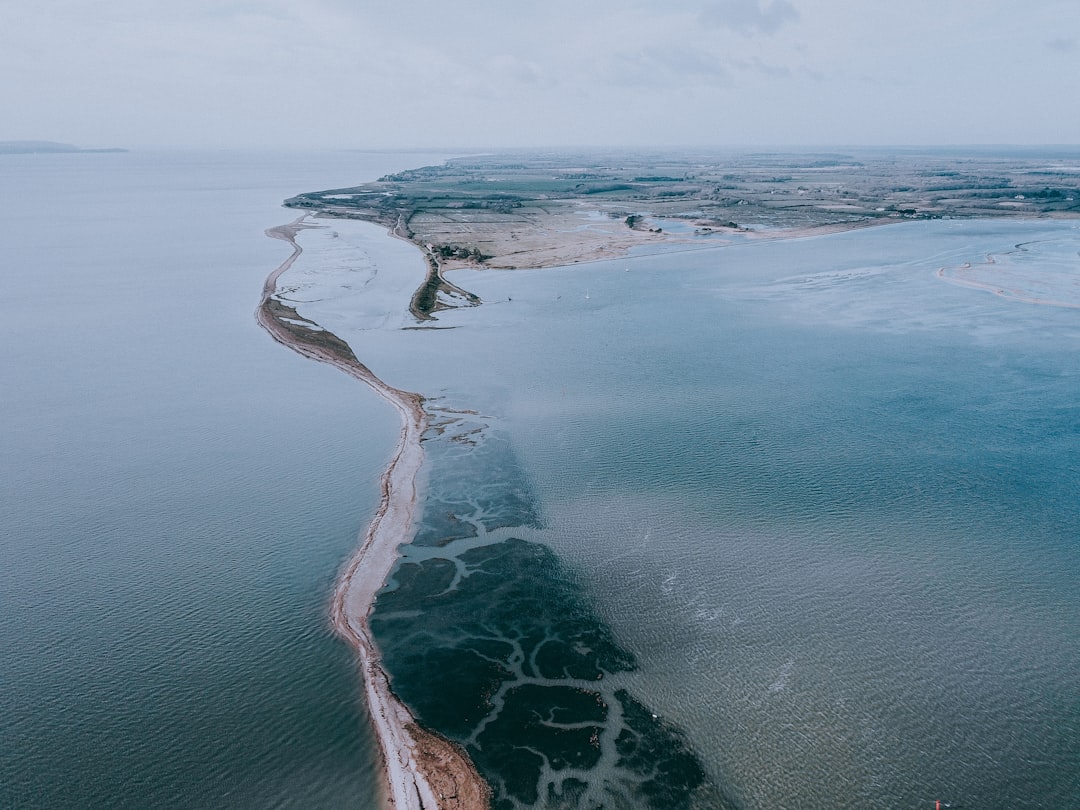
[
  {"left": 0, "top": 150, "right": 449, "bottom": 808},
  {"left": 291, "top": 216, "right": 1080, "bottom": 808}
]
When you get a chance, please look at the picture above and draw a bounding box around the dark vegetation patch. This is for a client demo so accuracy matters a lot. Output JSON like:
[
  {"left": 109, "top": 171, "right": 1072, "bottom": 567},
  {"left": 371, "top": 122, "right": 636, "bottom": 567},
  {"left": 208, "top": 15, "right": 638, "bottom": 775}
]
[{"left": 371, "top": 417, "right": 733, "bottom": 808}]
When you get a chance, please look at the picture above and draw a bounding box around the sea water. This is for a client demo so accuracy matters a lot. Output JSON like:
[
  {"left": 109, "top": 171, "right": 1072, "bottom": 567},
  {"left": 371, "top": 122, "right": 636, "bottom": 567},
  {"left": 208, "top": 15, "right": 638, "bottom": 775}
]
[
  {"left": 0, "top": 149, "right": 450, "bottom": 808},
  {"left": 288, "top": 216, "right": 1080, "bottom": 808},
  {"left": 9, "top": 147, "right": 1076, "bottom": 810}
]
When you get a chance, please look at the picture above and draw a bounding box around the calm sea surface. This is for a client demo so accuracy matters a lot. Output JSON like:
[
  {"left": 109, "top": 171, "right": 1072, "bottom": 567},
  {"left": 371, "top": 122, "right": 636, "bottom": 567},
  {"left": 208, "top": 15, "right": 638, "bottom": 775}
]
[
  {"left": 0, "top": 149, "right": 449, "bottom": 808},
  {"left": 4, "top": 151, "right": 1079, "bottom": 809}
]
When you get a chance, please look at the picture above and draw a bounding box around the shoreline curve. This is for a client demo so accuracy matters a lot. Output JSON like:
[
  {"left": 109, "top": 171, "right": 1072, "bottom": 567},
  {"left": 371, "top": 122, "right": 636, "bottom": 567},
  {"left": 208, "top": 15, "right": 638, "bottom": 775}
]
[{"left": 258, "top": 216, "right": 490, "bottom": 810}]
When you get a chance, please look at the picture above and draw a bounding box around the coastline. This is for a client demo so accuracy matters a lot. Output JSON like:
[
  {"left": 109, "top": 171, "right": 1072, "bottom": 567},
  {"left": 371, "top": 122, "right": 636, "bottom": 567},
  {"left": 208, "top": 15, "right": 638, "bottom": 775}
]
[{"left": 259, "top": 217, "right": 490, "bottom": 810}]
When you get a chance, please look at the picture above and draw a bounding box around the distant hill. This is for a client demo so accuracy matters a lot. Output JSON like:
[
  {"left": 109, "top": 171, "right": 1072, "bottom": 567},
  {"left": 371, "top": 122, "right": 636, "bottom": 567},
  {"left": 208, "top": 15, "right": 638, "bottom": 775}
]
[{"left": 0, "top": 140, "right": 127, "bottom": 154}]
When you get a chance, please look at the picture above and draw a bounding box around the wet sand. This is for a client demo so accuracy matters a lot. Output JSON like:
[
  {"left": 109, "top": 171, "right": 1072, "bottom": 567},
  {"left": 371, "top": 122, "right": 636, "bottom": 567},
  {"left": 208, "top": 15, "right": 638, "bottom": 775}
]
[{"left": 259, "top": 217, "right": 490, "bottom": 810}]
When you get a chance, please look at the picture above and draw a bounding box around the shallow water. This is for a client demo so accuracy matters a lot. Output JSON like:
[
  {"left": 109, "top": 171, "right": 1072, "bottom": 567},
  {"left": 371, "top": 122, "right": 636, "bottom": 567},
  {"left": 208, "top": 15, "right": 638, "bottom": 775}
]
[{"left": 292, "top": 216, "right": 1080, "bottom": 808}]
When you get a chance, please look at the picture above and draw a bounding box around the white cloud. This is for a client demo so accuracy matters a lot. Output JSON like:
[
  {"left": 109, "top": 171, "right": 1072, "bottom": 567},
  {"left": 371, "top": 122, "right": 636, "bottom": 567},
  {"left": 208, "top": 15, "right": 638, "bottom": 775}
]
[
  {"left": 1, "top": 1, "right": 1077, "bottom": 148},
  {"left": 731, "top": 57, "right": 793, "bottom": 79},
  {"left": 699, "top": 0, "right": 800, "bottom": 35},
  {"left": 603, "top": 46, "right": 732, "bottom": 89}
]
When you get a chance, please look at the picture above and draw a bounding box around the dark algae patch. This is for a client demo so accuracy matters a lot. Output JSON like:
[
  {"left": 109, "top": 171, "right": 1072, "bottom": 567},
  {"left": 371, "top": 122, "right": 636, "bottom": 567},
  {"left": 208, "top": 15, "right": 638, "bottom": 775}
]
[
  {"left": 411, "top": 405, "right": 542, "bottom": 548},
  {"left": 371, "top": 409, "right": 731, "bottom": 809},
  {"left": 614, "top": 690, "right": 713, "bottom": 808}
]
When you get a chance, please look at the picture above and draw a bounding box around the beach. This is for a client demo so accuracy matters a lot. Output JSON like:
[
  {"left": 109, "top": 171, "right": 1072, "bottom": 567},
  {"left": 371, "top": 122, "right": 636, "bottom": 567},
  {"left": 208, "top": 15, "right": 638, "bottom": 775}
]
[{"left": 257, "top": 210, "right": 747, "bottom": 809}]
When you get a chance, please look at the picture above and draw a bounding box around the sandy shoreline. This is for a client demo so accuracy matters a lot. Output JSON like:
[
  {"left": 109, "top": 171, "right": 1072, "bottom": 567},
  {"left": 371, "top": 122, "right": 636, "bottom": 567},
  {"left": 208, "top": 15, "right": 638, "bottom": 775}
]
[{"left": 259, "top": 217, "right": 489, "bottom": 810}]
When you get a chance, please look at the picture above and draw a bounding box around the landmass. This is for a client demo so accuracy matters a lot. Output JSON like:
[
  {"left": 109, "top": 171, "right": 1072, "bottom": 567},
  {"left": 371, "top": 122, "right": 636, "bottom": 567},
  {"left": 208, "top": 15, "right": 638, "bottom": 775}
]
[
  {"left": 0, "top": 140, "right": 127, "bottom": 154},
  {"left": 284, "top": 147, "right": 1080, "bottom": 317}
]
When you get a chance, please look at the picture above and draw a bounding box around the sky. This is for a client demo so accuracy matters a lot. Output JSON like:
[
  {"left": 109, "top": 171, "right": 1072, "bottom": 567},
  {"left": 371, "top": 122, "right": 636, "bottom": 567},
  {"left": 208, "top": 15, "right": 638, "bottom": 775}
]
[{"left": 3, "top": 0, "right": 1078, "bottom": 149}]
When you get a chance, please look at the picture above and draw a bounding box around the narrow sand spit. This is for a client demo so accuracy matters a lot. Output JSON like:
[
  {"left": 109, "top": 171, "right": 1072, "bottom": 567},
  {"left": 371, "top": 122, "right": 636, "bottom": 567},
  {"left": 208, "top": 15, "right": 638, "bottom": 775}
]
[
  {"left": 259, "top": 216, "right": 490, "bottom": 810},
  {"left": 936, "top": 250, "right": 1080, "bottom": 309},
  {"left": 254, "top": 211, "right": 886, "bottom": 808}
]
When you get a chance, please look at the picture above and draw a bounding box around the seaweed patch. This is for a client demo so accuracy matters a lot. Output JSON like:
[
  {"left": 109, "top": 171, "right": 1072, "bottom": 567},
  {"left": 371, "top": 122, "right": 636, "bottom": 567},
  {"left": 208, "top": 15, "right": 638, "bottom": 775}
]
[{"left": 372, "top": 408, "right": 731, "bottom": 809}]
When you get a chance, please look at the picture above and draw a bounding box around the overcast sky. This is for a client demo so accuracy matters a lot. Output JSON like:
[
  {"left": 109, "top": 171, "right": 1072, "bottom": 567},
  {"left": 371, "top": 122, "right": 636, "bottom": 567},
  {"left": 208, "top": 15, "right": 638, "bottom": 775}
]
[{"left": 3, "top": 0, "right": 1078, "bottom": 149}]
